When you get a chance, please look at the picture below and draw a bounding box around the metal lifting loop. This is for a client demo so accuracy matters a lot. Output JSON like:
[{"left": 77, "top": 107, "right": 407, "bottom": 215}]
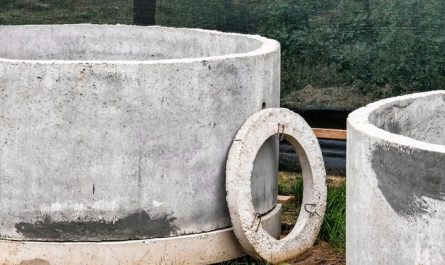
[
  {"left": 304, "top": 203, "right": 320, "bottom": 216},
  {"left": 277, "top": 123, "right": 285, "bottom": 141}
]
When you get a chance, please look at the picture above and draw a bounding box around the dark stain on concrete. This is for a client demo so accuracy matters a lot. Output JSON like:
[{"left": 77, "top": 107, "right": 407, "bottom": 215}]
[
  {"left": 15, "top": 210, "right": 177, "bottom": 241},
  {"left": 19, "top": 259, "right": 50, "bottom": 265},
  {"left": 372, "top": 144, "right": 445, "bottom": 216}
]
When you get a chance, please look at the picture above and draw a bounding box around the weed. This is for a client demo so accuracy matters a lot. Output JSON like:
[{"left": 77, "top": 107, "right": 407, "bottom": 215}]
[
  {"left": 319, "top": 183, "right": 346, "bottom": 250},
  {"left": 278, "top": 172, "right": 346, "bottom": 250}
]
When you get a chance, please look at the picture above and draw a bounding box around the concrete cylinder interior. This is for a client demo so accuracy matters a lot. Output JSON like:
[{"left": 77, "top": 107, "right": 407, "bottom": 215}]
[
  {"left": 347, "top": 91, "right": 445, "bottom": 264},
  {"left": 0, "top": 24, "right": 281, "bottom": 263}
]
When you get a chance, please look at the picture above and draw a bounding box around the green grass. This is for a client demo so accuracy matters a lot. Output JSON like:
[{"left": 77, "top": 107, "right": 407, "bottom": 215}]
[
  {"left": 318, "top": 183, "right": 346, "bottom": 250},
  {"left": 278, "top": 172, "right": 303, "bottom": 199},
  {"left": 278, "top": 172, "right": 346, "bottom": 250}
]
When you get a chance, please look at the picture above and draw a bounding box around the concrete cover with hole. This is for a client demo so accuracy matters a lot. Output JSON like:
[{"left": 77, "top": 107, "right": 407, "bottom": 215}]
[
  {"left": 347, "top": 91, "right": 445, "bottom": 264},
  {"left": 0, "top": 24, "right": 280, "bottom": 245},
  {"left": 226, "top": 108, "right": 326, "bottom": 263}
]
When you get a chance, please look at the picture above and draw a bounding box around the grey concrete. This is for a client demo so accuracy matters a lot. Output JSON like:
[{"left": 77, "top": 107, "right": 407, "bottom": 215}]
[
  {"left": 347, "top": 91, "right": 445, "bottom": 264},
  {"left": 0, "top": 228, "right": 246, "bottom": 265},
  {"left": 0, "top": 24, "right": 280, "bottom": 243},
  {"left": 260, "top": 204, "right": 283, "bottom": 240},
  {"left": 226, "top": 108, "right": 326, "bottom": 263},
  {"left": 252, "top": 136, "right": 279, "bottom": 214},
  {"left": 0, "top": 207, "right": 282, "bottom": 265}
]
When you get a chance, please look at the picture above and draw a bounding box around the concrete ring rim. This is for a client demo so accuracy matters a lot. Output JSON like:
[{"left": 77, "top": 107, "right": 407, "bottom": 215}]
[
  {"left": 0, "top": 25, "right": 280, "bottom": 65},
  {"left": 348, "top": 90, "right": 445, "bottom": 153},
  {"left": 226, "top": 108, "right": 327, "bottom": 263}
]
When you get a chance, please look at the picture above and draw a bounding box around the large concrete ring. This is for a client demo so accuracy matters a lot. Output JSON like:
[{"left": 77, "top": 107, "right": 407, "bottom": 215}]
[{"left": 226, "top": 108, "right": 327, "bottom": 263}]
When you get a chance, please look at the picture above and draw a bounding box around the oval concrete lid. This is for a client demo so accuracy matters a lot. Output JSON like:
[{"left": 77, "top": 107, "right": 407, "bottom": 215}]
[
  {"left": 348, "top": 90, "right": 445, "bottom": 154},
  {"left": 0, "top": 24, "right": 280, "bottom": 65},
  {"left": 226, "top": 108, "right": 327, "bottom": 263}
]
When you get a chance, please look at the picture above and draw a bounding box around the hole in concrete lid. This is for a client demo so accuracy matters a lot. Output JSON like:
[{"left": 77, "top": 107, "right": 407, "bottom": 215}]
[
  {"left": 277, "top": 137, "right": 345, "bottom": 243},
  {"left": 276, "top": 138, "right": 303, "bottom": 239},
  {"left": 251, "top": 136, "right": 307, "bottom": 240}
]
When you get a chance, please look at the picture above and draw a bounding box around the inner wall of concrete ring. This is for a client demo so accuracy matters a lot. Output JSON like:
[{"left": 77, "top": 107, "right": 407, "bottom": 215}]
[
  {"left": 0, "top": 25, "right": 281, "bottom": 241},
  {"left": 347, "top": 91, "right": 445, "bottom": 264}
]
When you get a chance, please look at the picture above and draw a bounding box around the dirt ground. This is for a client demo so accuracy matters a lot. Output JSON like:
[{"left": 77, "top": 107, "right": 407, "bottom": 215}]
[{"left": 289, "top": 240, "right": 345, "bottom": 265}]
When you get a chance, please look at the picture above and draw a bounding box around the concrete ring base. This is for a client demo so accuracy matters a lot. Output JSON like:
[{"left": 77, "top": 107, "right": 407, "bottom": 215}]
[
  {"left": 0, "top": 205, "right": 282, "bottom": 265},
  {"left": 226, "top": 108, "right": 327, "bottom": 264}
]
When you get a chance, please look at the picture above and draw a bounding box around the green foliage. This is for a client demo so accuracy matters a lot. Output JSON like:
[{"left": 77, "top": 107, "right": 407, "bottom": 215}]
[
  {"left": 258, "top": 0, "right": 445, "bottom": 96},
  {"left": 319, "top": 183, "right": 346, "bottom": 250},
  {"left": 0, "top": 0, "right": 132, "bottom": 25},
  {"left": 292, "top": 176, "right": 304, "bottom": 203},
  {"left": 157, "top": 0, "right": 258, "bottom": 33},
  {"left": 278, "top": 172, "right": 303, "bottom": 202},
  {"left": 278, "top": 172, "right": 345, "bottom": 250}
]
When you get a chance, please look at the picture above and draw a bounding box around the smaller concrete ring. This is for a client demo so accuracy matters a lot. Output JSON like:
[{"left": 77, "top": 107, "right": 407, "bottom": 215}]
[{"left": 226, "top": 108, "right": 327, "bottom": 263}]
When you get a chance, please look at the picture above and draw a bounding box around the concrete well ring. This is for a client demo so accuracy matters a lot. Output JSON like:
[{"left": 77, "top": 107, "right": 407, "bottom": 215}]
[{"left": 226, "top": 108, "right": 327, "bottom": 264}]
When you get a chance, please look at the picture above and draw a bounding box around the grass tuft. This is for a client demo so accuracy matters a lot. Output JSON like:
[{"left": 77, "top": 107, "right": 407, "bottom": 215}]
[
  {"left": 278, "top": 172, "right": 346, "bottom": 250},
  {"left": 318, "top": 183, "right": 346, "bottom": 250}
]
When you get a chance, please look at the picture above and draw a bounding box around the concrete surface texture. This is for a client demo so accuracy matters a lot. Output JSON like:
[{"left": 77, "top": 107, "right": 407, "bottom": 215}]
[
  {"left": 347, "top": 91, "right": 445, "bottom": 264},
  {"left": 0, "top": 23, "right": 281, "bottom": 252},
  {"left": 0, "top": 206, "right": 282, "bottom": 265},
  {"left": 226, "top": 108, "right": 326, "bottom": 264},
  {"left": 0, "top": 228, "right": 245, "bottom": 265}
]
